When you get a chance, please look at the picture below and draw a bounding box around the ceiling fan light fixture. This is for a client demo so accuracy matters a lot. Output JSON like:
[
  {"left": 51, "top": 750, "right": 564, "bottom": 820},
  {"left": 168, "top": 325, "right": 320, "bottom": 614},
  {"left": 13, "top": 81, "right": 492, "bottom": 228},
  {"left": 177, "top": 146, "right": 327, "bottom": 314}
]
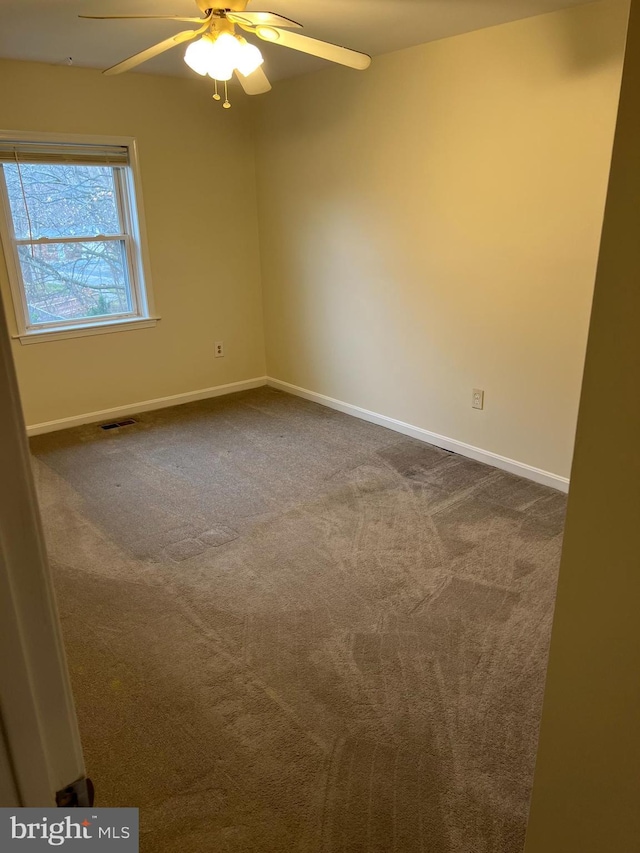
[{"left": 184, "top": 31, "right": 263, "bottom": 83}]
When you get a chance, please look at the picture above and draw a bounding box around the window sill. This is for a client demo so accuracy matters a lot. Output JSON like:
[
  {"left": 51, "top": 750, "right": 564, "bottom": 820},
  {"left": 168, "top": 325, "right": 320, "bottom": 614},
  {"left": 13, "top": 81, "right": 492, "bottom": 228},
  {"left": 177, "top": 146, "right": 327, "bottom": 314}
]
[{"left": 13, "top": 316, "right": 160, "bottom": 345}]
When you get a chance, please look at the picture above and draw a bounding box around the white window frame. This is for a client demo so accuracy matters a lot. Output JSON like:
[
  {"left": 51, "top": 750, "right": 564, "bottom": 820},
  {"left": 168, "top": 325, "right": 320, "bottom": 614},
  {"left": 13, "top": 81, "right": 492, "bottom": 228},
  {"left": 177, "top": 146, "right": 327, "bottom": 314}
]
[{"left": 0, "top": 130, "right": 158, "bottom": 344}]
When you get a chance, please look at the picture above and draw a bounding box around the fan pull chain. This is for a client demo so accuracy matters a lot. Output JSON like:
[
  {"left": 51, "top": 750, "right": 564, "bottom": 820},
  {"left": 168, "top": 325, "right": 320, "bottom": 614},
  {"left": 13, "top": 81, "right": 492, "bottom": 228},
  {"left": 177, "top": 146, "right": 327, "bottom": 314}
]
[{"left": 211, "top": 79, "right": 231, "bottom": 109}]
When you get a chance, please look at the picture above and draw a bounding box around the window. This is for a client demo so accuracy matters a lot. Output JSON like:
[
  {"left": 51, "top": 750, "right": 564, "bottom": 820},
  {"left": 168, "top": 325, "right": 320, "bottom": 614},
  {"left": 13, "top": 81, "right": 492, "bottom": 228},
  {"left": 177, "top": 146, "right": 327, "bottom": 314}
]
[{"left": 0, "top": 133, "right": 155, "bottom": 343}]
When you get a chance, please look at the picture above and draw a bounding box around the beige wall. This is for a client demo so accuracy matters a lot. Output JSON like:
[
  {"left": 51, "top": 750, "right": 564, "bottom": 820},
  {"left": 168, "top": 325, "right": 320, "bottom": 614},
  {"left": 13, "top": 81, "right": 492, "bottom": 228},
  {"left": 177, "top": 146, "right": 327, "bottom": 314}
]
[
  {"left": 525, "top": 0, "right": 640, "bottom": 849},
  {"left": 254, "top": 0, "right": 628, "bottom": 479},
  {"left": 0, "top": 59, "right": 265, "bottom": 427}
]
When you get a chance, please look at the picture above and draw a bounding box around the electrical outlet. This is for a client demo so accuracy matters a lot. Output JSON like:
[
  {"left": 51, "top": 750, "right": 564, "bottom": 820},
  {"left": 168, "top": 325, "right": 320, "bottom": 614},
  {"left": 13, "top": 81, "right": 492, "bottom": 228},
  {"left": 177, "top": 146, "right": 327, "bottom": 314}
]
[
  {"left": 214, "top": 341, "right": 224, "bottom": 358},
  {"left": 472, "top": 389, "right": 484, "bottom": 410}
]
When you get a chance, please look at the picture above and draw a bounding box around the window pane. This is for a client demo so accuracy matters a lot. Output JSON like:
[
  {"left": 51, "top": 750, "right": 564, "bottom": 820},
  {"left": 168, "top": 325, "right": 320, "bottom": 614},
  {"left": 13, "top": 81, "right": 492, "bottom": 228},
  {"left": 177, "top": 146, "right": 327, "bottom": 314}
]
[
  {"left": 17, "top": 240, "right": 133, "bottom": 325},
  {"left": 3, "top": 164, "right": 121, "bottom": 240}
]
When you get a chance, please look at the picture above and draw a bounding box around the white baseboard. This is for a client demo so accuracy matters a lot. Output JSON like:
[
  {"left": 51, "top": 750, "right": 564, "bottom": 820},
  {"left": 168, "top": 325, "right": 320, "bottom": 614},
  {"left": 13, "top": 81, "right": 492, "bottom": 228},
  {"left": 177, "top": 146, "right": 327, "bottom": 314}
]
[
  {"left": 26, "top": 376, "right": 268, "bottom": 436},
  {"left": 26, "top": 373, "right": 570, "bottom": 492},
  {"left": 267, "top": 377, "right": 570, "bottom": 493}
]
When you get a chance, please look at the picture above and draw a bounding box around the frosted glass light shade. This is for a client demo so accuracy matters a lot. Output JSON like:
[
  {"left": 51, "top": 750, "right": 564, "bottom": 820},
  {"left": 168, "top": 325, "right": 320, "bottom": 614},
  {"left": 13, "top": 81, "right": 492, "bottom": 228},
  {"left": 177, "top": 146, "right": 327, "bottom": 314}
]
[
  {"left": 211, "top": 33, "right": 242, "bottom": 67},
  {"left": 207, "top": 59, "right": 234, "bottom": 80},
  {"left": 237, "top": 42, "right": 264, "bottom": 77},
  {"left": 206, "top": 33, "right": 241, "bottom": 80},
  {"left": 184, "top": 37, "right": 216, "bottom": 76}
]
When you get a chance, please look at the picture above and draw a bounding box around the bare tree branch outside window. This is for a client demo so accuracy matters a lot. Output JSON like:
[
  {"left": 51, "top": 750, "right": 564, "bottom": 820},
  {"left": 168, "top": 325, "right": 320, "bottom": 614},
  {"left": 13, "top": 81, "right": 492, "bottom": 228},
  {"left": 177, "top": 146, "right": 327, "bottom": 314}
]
[{"left": 4, "top": 164, "right": 132, "bottom": 324}]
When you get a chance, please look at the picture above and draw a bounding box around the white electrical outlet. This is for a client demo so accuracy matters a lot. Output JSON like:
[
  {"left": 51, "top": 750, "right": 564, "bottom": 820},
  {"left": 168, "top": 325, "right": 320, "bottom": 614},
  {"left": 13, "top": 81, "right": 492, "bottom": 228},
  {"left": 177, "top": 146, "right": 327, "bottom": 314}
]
[
  {"left": 214, "top": 341, "right": 224, "bottom": 358},
  {"left": 472, "top": 389, "right": 484, "bottom": 410}
]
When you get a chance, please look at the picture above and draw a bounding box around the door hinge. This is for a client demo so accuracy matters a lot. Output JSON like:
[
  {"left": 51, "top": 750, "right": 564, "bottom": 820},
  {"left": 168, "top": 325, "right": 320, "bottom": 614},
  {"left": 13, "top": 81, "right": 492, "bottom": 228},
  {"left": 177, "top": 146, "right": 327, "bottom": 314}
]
[{"left": 56, "top": 776, "right": 95, "bottom": 807}]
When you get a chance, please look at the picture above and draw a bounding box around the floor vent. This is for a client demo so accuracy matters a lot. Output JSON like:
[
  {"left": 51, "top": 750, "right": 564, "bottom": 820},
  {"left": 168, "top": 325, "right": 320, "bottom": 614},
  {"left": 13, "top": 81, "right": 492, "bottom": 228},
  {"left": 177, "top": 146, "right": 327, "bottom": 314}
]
[{"left": 100, "top": 418, "right": 137, "bottom": 430}]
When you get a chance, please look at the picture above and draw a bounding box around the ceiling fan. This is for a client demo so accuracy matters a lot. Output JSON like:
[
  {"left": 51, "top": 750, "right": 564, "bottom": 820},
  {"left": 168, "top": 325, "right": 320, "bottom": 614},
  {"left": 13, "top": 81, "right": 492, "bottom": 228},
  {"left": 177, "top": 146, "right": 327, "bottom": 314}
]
[{"left": 80, "top": 1, "right": 372, "bottom": 107}]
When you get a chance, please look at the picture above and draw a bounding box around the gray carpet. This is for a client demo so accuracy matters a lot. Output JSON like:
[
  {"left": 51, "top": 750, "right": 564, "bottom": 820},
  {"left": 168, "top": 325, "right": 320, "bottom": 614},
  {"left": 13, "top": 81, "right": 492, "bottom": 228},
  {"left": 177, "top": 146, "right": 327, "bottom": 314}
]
[{"left": 30, "top": 387, "right": 565, "bottom": 853}]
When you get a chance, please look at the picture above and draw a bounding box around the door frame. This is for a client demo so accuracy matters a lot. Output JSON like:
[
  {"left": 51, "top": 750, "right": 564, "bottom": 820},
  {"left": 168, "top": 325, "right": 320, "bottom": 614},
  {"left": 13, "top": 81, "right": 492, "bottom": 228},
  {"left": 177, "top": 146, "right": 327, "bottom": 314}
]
[{"left": 0, "top": 289, "right": 86, "bottom": 806}]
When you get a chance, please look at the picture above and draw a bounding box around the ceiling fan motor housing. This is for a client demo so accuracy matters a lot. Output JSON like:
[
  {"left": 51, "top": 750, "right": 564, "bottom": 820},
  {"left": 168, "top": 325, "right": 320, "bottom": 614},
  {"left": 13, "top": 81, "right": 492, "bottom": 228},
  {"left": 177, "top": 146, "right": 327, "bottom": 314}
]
[{"left": 196, "top": 0, "right": 250, "bottom": 13}]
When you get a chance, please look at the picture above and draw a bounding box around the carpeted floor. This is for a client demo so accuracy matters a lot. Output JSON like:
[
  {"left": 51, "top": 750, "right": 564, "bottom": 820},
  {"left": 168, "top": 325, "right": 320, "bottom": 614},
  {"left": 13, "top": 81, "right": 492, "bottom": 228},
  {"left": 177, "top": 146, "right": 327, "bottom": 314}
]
[{"left": 30, "top": 387, "right": 565, "bottom": 853}]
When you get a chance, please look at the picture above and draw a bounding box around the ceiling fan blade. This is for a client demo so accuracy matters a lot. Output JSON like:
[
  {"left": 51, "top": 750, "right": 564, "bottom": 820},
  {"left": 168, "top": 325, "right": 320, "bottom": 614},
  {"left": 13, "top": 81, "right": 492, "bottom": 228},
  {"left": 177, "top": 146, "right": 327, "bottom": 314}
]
[
  {"left": 80, "top": 15, "right": 209, "bottom": 22},
  {"left": 254, "top": 28, "right": 371, "bottom": 70},
  {"left": 226, "top": 11, "right": 302, "bottom": 29},
  {"left": 103, "top": 26, "right": 206, "bottom": 75},
  {"left": 234, "top": 66, "right": 272, "bottom": 95}
]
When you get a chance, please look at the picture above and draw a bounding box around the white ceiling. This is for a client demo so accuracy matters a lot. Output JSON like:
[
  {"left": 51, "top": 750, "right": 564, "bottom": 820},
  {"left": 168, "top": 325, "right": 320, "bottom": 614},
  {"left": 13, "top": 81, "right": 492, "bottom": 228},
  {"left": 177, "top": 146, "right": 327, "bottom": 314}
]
[{"left": 0, "top": 0, "right": 593, "bottom": 82}]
